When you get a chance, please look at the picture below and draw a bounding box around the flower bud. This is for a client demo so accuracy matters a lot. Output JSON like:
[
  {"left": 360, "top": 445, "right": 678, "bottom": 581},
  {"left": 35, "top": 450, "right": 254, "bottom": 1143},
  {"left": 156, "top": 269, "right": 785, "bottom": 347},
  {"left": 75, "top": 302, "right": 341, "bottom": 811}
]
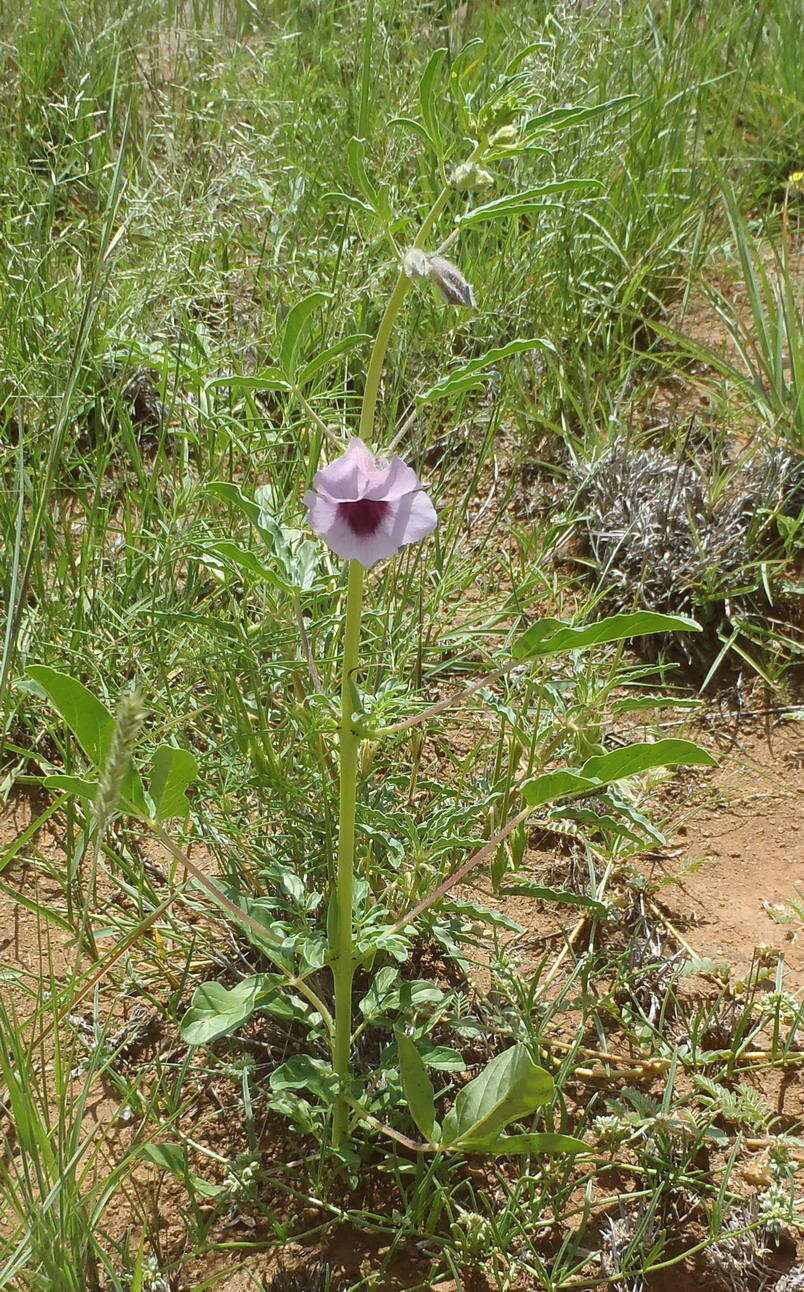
[
  {"left": 426, "top": 255, "right": 475, "bottom": 308},
  {"left": 402, "top": 247, "right": 430, "bottom": 280},
  {"left": 488, "top": 124, "right": 519, "bottom": 148},
  {"left": 448, "top": 161, "right": 494, "bottom": 192}
]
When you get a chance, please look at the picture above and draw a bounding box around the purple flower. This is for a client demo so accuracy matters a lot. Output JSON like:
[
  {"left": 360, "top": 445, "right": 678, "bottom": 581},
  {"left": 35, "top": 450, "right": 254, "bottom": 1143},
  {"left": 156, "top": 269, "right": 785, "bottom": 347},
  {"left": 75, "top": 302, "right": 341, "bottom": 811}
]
[{"left": 304, "top": 439, "right": 437, "bottom": 568}]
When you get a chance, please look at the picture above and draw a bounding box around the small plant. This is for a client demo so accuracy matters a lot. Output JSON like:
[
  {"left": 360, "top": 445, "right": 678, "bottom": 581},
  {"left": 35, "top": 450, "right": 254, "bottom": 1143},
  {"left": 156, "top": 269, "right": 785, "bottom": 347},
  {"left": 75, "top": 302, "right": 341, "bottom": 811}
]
[{"left": 22, "top": 51, "right": 718, "bottom": 1169}]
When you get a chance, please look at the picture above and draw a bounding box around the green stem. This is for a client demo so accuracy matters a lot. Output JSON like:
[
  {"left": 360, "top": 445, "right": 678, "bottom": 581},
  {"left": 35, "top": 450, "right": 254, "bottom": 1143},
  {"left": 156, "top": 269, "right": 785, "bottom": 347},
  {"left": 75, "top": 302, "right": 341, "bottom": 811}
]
[
  {"left": 330, "top": 558, "right": 365, "bottom": 1147},
  {"left": 357, "top": 141, "right": 484, "bottom": 444}
]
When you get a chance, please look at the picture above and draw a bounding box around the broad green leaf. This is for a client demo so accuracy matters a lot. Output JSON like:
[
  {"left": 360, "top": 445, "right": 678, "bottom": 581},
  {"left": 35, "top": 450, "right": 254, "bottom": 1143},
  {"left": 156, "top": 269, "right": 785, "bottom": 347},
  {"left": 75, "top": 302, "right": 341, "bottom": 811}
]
[
  {"left": 139, "top": 1143, "right": 223, "bottom": 1198},
  {"left": 396, "top": 1031, "right": 437, "bottom": 1141},
  {"left": 512, "top": 611, "right": 701, "bottom": 661},
  {"left": 458, "top": 180, "right": 595, "bottom": 226},
  {"left": 280, "top": 291, "right": 330, "bottom": 377},
  {"left": 461, "top": 1132, "right": 588, "bottom": 1156},
  {"left": 578, "top": 739, "right": 715, "bottom": 783},
  {"left": 521, "top": 94, "right": 637, "bottom": 140},
  {"left": 181, "top": 978, "right": 263, "bottom": 1046},
  {"left": 148, "top": 744, "right": 198, "bottom": 821},
  {"left": 296, "top": 333, "right": 371, "bottom": 386},
  {"left": 27, "top": 665, "right": 113, "bottom": 768},
  {"left": 180, "top": 974, "right": 311, "bottom": 1047},
  {"left": 441, "top": 1044, "right": 554, "bottom": 1147},
  {"left": 269, "top": 1055, "right": 337, "bottom": 1104},
  {"left": 42, "top": 774, "right": 99, "bottom": 802},
  {"left": 521, "top": 769, "right": 597, "bottom": 808},
  {"left": 418, "top": 338, "right": 555, "bottom": 403},
  {"left": 499, "top": 882, "right": 607, "bottom": 917},
  {"left": 521, "top": 740, "right": 714, "bottom": 810},
  {"left": 27, "top": 666, "right": 147, "bottom": 816}
]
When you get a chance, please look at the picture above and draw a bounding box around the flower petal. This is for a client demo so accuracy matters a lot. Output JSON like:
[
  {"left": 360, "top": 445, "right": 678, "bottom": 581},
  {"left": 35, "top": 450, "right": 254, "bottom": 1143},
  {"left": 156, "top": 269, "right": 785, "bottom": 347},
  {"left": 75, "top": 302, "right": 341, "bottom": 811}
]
[
  {"left": 312, "top": 438, "right": 375, "bottom": 502},
  {"left": 363, "top": 456, "right": 421, "bottom": 501},
  {"left": 304, "top": 488, "right": 437, "bottom": 568}
]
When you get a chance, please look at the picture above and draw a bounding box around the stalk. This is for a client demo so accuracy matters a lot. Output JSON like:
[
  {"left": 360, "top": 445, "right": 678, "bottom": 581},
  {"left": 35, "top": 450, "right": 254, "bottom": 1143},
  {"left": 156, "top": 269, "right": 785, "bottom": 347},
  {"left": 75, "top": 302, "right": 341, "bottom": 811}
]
[{"left": 330, "top": 558, "right": 365, "bottom": 1147}]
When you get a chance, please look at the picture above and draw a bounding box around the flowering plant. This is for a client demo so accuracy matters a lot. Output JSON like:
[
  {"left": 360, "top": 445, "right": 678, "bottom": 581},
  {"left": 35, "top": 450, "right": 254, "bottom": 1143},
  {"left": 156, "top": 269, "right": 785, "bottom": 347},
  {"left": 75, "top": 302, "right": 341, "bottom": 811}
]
[{"left": 26, "top": 51, "right": 715, "bottom": 1163}]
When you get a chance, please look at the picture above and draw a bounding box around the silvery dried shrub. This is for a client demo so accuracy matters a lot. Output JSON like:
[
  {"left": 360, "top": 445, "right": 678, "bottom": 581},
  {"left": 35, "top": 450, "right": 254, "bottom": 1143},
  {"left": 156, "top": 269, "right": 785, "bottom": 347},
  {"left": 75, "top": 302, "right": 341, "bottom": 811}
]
[
  {"left": 599, "top": 1209, "right": 656, "bottom": 1292},
  {"left": 573, "top": 437, "right": 804, "bottom": 677},
  {"left": 703, "top": 1202, "right": 777, "bottom": 1291}
]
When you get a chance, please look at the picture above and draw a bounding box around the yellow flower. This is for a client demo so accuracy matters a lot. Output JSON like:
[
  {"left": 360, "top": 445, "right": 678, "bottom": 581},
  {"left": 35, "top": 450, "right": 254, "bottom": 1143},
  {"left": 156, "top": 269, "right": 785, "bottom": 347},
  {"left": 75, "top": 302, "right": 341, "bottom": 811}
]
[{"left": 787, "top": 170, "right": 804, "bottom": 193}]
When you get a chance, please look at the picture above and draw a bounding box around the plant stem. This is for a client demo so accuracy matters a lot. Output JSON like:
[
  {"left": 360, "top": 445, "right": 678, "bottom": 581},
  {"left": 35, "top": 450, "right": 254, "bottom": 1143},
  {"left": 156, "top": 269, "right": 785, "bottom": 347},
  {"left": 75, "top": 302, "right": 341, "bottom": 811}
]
[
  {"left": 331, "top": 557, "right": 365, "bottom": 1147},
  {"left": 357, "top": 141, "right": 484, "bottom": 444}
]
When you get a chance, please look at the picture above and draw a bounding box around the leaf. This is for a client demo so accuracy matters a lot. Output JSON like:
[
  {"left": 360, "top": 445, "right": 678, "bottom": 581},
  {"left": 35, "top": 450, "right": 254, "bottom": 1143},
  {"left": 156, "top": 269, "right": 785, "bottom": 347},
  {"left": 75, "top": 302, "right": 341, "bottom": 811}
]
[
  {"left": 27, "top": 666, "right": 147, "bottom": 816},
  {"left": 512, "top": 611, "right": 702, "bottom": 661},
  {"left": 396, "top": 1032, "right": 437, "bottom": 1141},
  {"left": 499, "top": 882, "right": 607, "bottom": 917},
  {"left": 139, "top": 1143, "right": 223, "bottom": 1199},
  {"left": 521, "top": 94, "right": 637, "bottom": 139},
  {"left": 27, "top": 665, "right": 114, "bottom": 768},
  {"left": 205, "top": 540, "right": 290, "bottom": 592},
  {"left": 461, "top": 1132, "right": 588, "bottom": 1156},
  {"left": 457, "top": 180, "right": 596, "bottom": 226},
  {"left": 346, "top": 138, "right": 391, "bottom": 221},
  {"left": 148, "top": 745, "right": 198, "bottom": 821},
  {"left": 204, "top": 368, "right": 291, "bottom": 393},
  {"left": 521, "top": 769, "right": 597, "bottom": 808},
  {"left": 418, "top": 338, "right": 555, "bottom": 403},
  {"left": 419, "top": 47, "right": 447, "bottom": 152},
  {"left": 440, "top": 1044, "right": 554, "bottom": 1147},
  {"left": 206, "top": 481, "right": 263, "bottom": 530},
  {"left": 296, "top": 333, "right": 371, "bottom": 386},
  {"left": 181, "top": 979, "right": 263, "bottom": 1046},
  {"left": 280, "top": 291, "right": 330, "bottom": 378},
  {"left": 42, "top": 774, "right": 99, "bottom": 802},
  {"left": 269, "top": 1055, "right": 337, "bottom": 1104},
  {"left": 578, "top": 739, "right": 715, "bottom": 783}
]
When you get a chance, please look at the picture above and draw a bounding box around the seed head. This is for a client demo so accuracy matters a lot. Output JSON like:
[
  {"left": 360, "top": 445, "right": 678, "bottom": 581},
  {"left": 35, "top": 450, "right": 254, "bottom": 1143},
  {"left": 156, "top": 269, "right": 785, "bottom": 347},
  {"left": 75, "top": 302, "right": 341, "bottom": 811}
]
[
  {"left": 94, "top": 690, "right": 146, "bottom": 830},
  {"left": 426, "top": 255, "right": 476, "bottom": 308}
]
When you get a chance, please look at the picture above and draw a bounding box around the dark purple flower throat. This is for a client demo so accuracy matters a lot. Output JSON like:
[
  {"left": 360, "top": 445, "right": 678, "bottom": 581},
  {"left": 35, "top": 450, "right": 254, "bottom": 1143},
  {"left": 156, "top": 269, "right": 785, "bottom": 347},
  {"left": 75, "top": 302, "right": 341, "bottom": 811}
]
[{"left": 338, "top": 498, "right": 389, "bottom": 536}]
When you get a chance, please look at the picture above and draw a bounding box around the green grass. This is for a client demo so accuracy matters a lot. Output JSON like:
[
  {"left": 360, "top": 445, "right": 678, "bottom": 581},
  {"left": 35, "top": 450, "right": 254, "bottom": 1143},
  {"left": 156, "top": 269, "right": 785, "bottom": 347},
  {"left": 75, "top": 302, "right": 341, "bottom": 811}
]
[{"left": 0, "top": 0, "right": 802, "bottom": 1287}]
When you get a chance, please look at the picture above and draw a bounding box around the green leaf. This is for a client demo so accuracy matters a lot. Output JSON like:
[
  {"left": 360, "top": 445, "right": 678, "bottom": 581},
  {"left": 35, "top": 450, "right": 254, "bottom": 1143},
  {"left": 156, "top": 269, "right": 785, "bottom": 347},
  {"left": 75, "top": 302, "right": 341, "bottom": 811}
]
[
  {"left": 499, "top": 882, "right": 607, "bottom": 917},
  {"left": 419, "top": 47, "right": 447, "bottom": 152},
  {"left": 269, "top": 1055, "right": 337, "bottom": 1104},
  {"left": 460, "top": 1132, "right": 588, "bottom": 1156},
  {"left": 296, "top": 333, "right": 371, "bottom": 386},
  {"left": 521, "top": 769, "right": 597, "bottom": 808},
  {"left": 280, "top": 291, "right": 330, "bottom": 378},
  {"left": 27, "top": 666, "right": 147, "bottom": 816},
  {"left": 27, "top": 666, "right": 114, "bottom": 767},
  {"left": 521, "top": 94, "right": 637, "bottom": 139},
  {"left": 578, "top": 739, "right": 715, "bottom": 783},
  {"left": 206, "top": 481, "right": 263, "bottom": 530},
  {"left": 396, "top": 1031, "right": 438, "bottom": 1142},
  {"left": 205, "top": 540, "right": 291, "bottom": 591},
  {"left": 204, "top": 368, "right": 291, "bottom": 393},
  {"left": 181, "top": 979, "right": 262, "bottom": 1046},
  {"left": 346, "top": 138, "right": 391, "bottom": 221},
  {"left": 441, "top": 1044, "right": 554, "bottom": 1147},
  {"left": 512, "top": 611, "right": 702, "bottom": 661},
  {"left": 457, "top": 180, "right": 596, "bottom": 226},
  {"left": 148, "top": 745, "right": 198, "bottom": 821},
  {"left": 418, "top": 338, "right": 555, "bottom": 403},
  {"left": 139, "top": 1143, "right": 223, "bottom": 1199},
  {"left": 42, "top": 774, "right": 99, "bottom": 802},
  {"left": 180, "top": 973, "right": 312, "bottom": 1047}
]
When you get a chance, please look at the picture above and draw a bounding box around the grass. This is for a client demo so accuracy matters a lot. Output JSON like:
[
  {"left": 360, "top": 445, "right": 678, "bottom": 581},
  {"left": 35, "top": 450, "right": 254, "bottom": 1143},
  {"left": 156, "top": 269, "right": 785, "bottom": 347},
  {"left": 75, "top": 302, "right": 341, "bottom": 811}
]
[{"left": 0, "top": 0, "right": 802, "bottom": 1287}]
